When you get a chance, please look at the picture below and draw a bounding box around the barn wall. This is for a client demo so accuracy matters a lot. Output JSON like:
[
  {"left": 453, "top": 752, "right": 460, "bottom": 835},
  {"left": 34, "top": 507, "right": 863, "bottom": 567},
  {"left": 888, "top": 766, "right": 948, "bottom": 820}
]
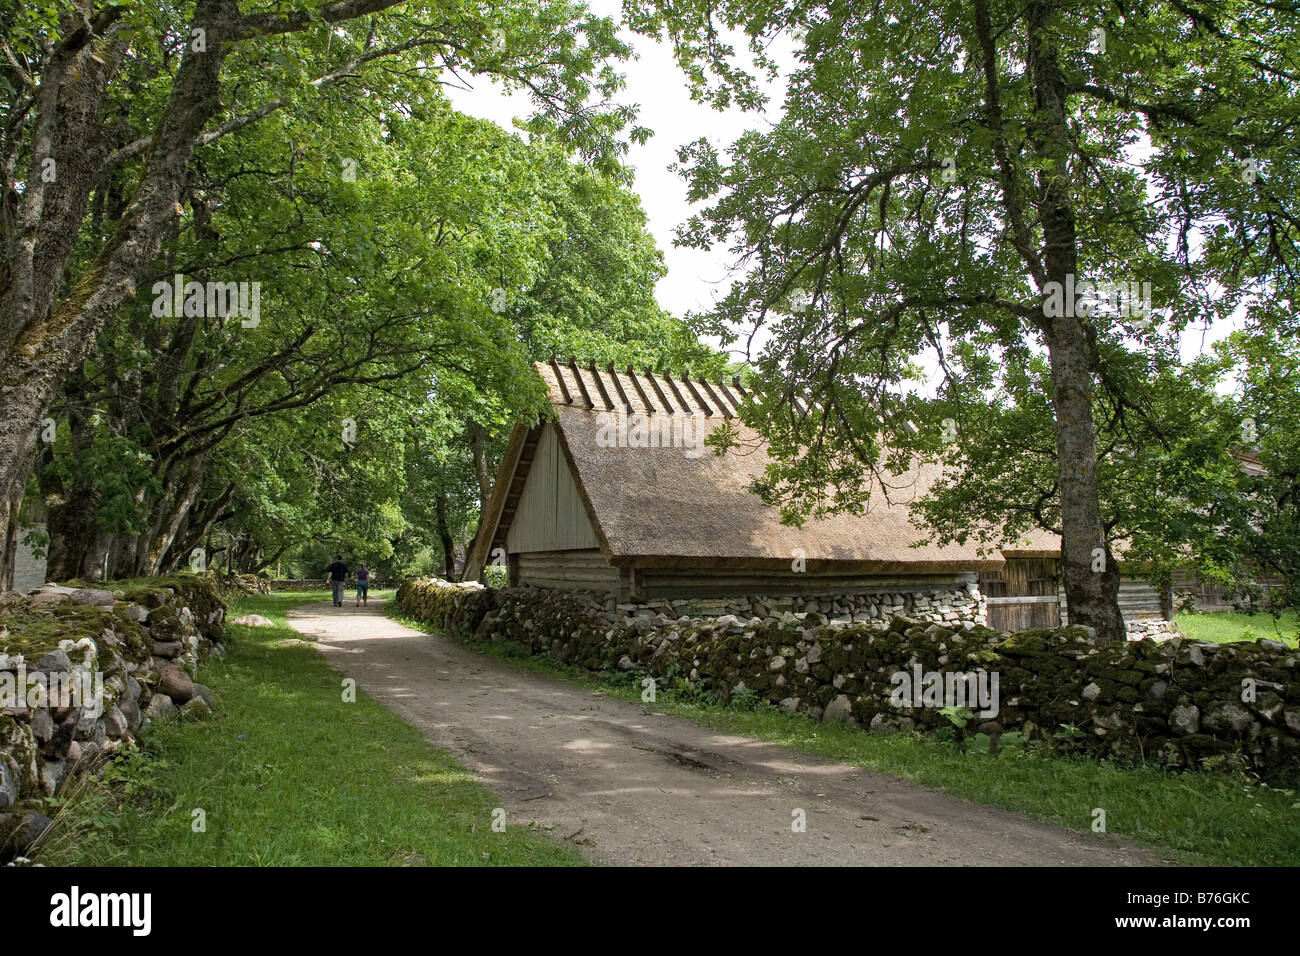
[
  {"left": 506, "top": 424, "right": 600, "bottom": 554},
  {"left": 516, "top": 549, "right": 619, "bottom": 594},
  {"left": 979, "top": 558, "right": 1061, "bottom": 631},
  {"left": 1059, "top": 577, "right": 1166, "bottom": 622},
  {"left": 633, "top": 568, "right": 976, "bottom": 600}
]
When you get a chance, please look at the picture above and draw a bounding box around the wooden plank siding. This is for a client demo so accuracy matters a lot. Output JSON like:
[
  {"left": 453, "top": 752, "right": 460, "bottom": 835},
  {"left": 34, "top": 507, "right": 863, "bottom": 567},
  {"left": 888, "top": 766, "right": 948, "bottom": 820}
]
[
  {"left": 506, "top": 424, "right": 601, "bottom": 554},
  {"left": 979, "top": 557, "right": 1062, "bottom": 631},
  {"left": 516, "top": 549, "right": 619, "bottom": 594}
]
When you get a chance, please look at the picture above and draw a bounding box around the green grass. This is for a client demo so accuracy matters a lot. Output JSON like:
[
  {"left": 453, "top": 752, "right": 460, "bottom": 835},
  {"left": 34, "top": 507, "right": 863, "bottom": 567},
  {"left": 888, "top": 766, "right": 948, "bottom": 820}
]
[
  {"left": 37, "top": 591, "right": 587, "bottom": 867},
  {"left": 1174, "top": 609, "right": 1299, "bottom": 647},
  {"left": 388, "top": 605, "right": 1300, "bottom": 867}
]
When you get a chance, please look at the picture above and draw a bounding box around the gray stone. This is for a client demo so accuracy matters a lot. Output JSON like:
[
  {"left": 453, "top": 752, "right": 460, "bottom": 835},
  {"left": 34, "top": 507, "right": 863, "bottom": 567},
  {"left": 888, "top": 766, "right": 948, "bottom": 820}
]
[
  {"left": 192, "top": 683, "right": 215, "bottom": 709},
  {"left": 29, "top": 708, "right": 54, "bottom": 744},
  {"left": 39, "top": 759, "right": 65, "bottom": 797},
  {"left": 1203, "top": 702, "right": 1254, "bottom": 734},
  {"left": 823, "top": 694, "right": 856, "bottom": 725},
  {"left": 1146, "top": 680, "right": 1168, "bottom": 700},
  {"left": 152, "top": 640, "right": 184, "bottom": 658},
  {"left": 118, "top": 694, "right": 141, "bottom": 732},
  {"left": 144, "top": 694, "right": 177, "bottom": 723},
  {"left": 1170, "top": 704, "right": 1200, "bottom": 735},
  {"left": 778, "top": 697, "right": 801, "bottom": 713},
  {"left": 178, "top": 696, "right": 211, "bottom": 720},
  {"left": 34, "top": 649, "right": 71, "bottom": 673},
  {"left": 1285, "top": 710, "right": 1300, "bottom": 735},
  {"left": 124, "top": 605, "right": 149, "bottom": 622},
  {"left": 68, "top": 588, "right": 115, "bottom": 606},
  {"left": 768, "top": 655, "right": 785, "bottom": 672},
  {"left": 0, "top": 810, "right": 51, "bottom": 857},
  {"left": 1082, "top": 682, "right": 1101, "bottom": 702},
  {"left": 0, "top": 759, "right": 16, "bottom": 809},
  {"left": 1250, "top": 691, "right": 1285, "bottom": 723},
  {"left": 616, "top": 655, "right": 635, "bottom": 671},
  {"left": 101, "top": 705, "right": 128, "bottom": 737}
]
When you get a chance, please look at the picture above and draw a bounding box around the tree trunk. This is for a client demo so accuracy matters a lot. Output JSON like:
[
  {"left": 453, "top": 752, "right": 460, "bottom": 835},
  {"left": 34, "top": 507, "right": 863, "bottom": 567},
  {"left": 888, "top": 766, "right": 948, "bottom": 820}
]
[
  {"left": 435, "top": 492, "right": 456, "bottom": 579},
  {"left": 0, "top": 0, "right": 235, "bottom": 561},
  {"left": 1027, "top": 0, "right": 1125, "bottom": 642}
]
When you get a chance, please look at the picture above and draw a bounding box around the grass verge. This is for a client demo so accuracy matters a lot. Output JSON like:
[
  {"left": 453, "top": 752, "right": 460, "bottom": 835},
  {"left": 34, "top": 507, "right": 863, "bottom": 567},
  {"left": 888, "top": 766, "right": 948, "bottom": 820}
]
[
  {"left": 388, "top": 605, "right": 1300, "bottom": 867},
  {"left": 1174, "top": 609, "right": 1298, "bottom": 646},
  {"left": 36, "top": 590, "right": 586, "bottom": 866}
]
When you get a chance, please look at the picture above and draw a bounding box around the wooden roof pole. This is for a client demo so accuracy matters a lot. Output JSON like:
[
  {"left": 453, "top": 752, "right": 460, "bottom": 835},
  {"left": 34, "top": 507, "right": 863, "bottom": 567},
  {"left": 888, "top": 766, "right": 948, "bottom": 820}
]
[
  {"left": 698, "top": 378, "right": 730, "bottom": 417},
  {"left": 626, "top": 365, "right": 656, "bottom": 413},
  {"left": 681, "top": 376, "right": 714, "bottom": 416},
  {"left": 588, "top": 361, "right": 616, "bottom": 409},
  {"left": 646, "top": 367, "right": 675, "bottom": 414},
  {"left": 549, "top": 356, "right": 573, "bottom": 404},
  {"left": 568, "top": 359, "right": 595, "bottom": 408},
  {"left": 662, "top": 372, "right": 692, "bottom": 414},
  {"left": 607, "top": 364, "right": 633, "bottom": 411}
]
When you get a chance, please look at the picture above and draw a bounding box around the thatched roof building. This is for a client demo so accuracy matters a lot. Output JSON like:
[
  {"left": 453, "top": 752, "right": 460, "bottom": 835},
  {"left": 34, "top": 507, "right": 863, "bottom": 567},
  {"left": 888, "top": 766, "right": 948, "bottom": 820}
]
[{"left": 465, "top": 362, "right": 1077, "bottom": 624}]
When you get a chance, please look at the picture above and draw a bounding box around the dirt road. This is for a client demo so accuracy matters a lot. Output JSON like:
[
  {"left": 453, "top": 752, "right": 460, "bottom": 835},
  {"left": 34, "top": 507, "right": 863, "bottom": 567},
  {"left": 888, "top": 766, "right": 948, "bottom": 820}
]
[{"left": 288, "top": 599, "right": 1169, "bottom": 866}]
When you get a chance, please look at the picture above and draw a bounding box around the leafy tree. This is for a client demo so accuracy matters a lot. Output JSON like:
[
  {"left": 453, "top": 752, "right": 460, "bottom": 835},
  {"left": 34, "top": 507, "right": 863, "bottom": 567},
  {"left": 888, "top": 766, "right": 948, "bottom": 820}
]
[
  {"left": 0, "top": 0, "right": 640, "bottom": 586},
  {"left": 628, "top": 0, "right": 1300, "bottom": 640}
]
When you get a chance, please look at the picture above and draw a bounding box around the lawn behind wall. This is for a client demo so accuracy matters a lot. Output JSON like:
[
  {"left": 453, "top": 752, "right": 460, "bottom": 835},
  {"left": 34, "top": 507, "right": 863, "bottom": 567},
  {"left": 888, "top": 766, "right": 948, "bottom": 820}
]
[
  {"left": 36, "top": 590, "right": 586, "bottom": 867},
  {"left": 1175, "top": 609, "right": 1299, "bottom": 647},
  {"left": 388, "top": 605, "right": 1300, "bottom": 867}
]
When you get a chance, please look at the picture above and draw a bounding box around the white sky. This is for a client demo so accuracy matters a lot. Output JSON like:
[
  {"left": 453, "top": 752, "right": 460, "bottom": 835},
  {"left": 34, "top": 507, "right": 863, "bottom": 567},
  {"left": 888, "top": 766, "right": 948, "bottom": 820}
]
[{"left": 444, "top": 6, "right": 1241, "bottom": 379}]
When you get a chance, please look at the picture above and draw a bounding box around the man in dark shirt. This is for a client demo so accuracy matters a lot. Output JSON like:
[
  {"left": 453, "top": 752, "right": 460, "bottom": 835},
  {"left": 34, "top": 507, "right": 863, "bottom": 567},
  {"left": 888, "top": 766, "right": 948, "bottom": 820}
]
[{"left": 326, "top": 555, "right": 348, "bottom": 607}]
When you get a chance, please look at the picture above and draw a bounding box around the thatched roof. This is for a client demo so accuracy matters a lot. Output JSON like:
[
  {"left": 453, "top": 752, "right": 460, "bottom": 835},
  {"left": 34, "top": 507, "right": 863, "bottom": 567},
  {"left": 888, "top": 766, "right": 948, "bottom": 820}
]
[{"left": 468, "top": 361, "right": 1064, "bottom": 576}]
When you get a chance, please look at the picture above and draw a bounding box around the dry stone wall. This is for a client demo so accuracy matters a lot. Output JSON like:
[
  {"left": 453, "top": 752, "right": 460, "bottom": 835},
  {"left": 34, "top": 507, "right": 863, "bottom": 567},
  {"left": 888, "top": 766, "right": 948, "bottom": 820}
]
[
  {"left": 604, "top": 585, "right": 988, "bottom": 628},
  {"left": 399, "top": 577, "right": 1300, "bottom": 782},
  {"left": 0, "top": 575, "right": 226, "bottom": 860}
]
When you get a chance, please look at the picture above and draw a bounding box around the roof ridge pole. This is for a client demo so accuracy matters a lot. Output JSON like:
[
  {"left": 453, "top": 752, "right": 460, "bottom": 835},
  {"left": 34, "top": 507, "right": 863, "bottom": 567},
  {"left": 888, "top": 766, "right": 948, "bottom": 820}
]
[
  {"left": 588, "top": 361, "right": 616, "bottom": 410},
  {"left": 549, "top": 356, "right": 573, "bottom": 404},
  {"left": 607, "top": 364, "right": 633, "bottom": 411},
  {"left": 662, "top": 371, "right": 692, "bottom": 414},
  {"left": 627, "top": 365, "right": 656, "bottom": 413},
  {"left": 646, "top": 367, "right": 675, "bottom": 414},
  {"left": 681, "top": 376, "right": 714, "bottom": 417},
  {"left": 568, "top": 359, "right": 595, "bottom": 408}
]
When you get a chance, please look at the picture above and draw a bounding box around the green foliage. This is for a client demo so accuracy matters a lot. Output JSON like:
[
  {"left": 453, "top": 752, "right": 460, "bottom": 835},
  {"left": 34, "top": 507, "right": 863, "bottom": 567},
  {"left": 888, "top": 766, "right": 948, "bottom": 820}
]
[{"left": 623, "top": 0, "right": 1300, "bottom": 613}]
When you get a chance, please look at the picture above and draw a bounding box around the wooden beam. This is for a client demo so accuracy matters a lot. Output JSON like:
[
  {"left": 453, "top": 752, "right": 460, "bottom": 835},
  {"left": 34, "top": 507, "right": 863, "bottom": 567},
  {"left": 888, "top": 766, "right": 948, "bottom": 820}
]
[
  {"left": 549, "top": 357, "right": 573, "bottom": 404},
  {"left": 645, "top": 367, "right": 675, "bottom": 414},
  {"left": 607, "top": 364, "right": 633, "bottom": 411},
  {"left": 626, "top": 365, "right": 656, "bottom": 413},
  {"left": 588, "top": 361, "right": 615, "bottom": 410},
  {"left": 568, "top": 359, "right": 595, "bottom": 408}
]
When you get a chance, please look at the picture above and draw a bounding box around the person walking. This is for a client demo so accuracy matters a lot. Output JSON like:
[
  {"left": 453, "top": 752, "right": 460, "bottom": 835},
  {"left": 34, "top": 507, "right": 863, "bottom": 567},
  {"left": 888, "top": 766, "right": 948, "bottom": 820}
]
[
  {"left": 355, "top": 563, "right": 370, "bottom": 606},
  {"left": 326, "top": 554, "right": 349, "bottom": 607}
]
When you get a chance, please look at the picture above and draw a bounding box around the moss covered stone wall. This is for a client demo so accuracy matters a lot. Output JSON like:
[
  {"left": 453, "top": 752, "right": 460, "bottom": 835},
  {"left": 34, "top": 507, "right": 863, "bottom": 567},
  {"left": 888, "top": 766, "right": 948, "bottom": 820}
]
[
  {"left": 399, "top": 577, "right": 1300, "bottom": 782},
  {"left": 0, "top": 575, "right": 227, "bottom": 859}
]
